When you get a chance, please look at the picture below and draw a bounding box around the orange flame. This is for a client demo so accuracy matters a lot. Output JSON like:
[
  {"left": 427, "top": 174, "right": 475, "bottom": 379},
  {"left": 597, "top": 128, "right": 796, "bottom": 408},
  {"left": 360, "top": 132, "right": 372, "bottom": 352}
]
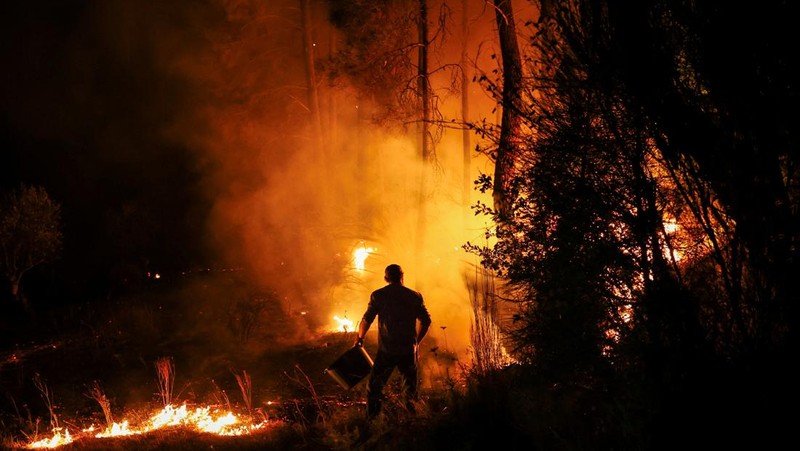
[
  {"left": 353, "top": 246, "right": 375, "bottom": 271},
  {"left": 24, "top": 403, "right": 269, "bottom": 449},
  {"left": 332, "top": 315, "right": 354, "bottom": 332},
  {"left": 26, "top": 428, "right": 72, "bottom": 449}
]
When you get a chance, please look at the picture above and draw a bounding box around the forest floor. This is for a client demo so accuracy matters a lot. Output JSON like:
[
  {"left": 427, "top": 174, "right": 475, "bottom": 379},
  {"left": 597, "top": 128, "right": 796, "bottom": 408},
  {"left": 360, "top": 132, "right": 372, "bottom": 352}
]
[{"left": 0, "top": 273, "right": 457, "bottom": 450}]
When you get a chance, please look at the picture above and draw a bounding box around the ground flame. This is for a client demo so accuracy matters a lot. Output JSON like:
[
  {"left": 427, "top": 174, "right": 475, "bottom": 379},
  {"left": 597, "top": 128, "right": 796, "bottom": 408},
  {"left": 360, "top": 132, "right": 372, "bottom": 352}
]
[
  {"left": 24, "top": 404, "right": 269, "bottom": 449},
  {"left": 26, "top": 428, "right": 72, "bottom": 449}
]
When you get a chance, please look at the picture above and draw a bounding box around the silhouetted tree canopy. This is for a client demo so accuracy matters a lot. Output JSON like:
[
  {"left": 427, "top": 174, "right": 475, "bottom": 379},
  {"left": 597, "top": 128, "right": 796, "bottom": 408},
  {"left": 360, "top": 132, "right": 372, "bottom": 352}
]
[
  {"left": 466, "top": 5, "right": 799, "bottom": 444},
  {"left": 0, "top": 185, "right": 63, "bottom": 303}
]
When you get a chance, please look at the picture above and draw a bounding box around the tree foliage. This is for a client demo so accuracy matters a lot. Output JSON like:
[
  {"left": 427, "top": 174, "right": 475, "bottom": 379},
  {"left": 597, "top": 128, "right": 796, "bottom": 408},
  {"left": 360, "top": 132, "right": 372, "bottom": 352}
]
[
  {"left": 325, "top": 0, "right": 451, "bottom": 134},
  {"left": 558, "top": 0, "right": 798, "bottom": 359},
  {"left": 0, "top": 185, "right": 63, "bottom": 302},
  {"left": 326, "top": 0, "right": 420, "bottom": 124},
  {"left": 468, "top": 0, "right": 799, "bottom": 386}
]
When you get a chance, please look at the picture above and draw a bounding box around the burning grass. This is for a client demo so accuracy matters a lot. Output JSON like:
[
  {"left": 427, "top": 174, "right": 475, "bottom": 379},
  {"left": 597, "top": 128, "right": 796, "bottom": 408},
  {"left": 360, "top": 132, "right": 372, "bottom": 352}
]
[
  {"left": 0, "top": 268, "right": 467, "bottom": 450},
  {"left": 18, "top": 424, "right": 303, "bottom": 451},
  {"left": 0, "top": 321, "right": 450, "bottom": 450},
  {"left": 9, "top": 347, "right": 281, "bottom": 449},
  {"left": 1, "top": 332, "right": 458, "bottom": 450},
  {"left": 17, "top": 402, "right": 274, "bottom": 449}
]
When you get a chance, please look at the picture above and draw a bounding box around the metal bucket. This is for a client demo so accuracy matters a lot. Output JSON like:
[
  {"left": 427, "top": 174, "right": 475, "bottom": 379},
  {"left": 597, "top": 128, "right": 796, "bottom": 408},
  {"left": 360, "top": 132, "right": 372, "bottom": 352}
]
[{"left": 324, "top": 345, "right": 374, "bottom": 390}]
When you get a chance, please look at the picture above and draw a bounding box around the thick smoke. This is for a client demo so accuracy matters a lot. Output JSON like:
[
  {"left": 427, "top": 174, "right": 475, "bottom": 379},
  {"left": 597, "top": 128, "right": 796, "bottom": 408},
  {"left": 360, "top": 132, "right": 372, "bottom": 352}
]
[
  {"left": 0, "top": 0, "right": 525, "bottom": 362},
  {"left": 159, "top": 0, "right": 517, "bottom": 362}
]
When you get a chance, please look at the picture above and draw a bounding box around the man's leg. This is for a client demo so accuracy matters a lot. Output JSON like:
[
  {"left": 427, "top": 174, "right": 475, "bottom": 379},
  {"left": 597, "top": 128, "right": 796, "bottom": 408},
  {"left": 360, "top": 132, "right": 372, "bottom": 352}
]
[
  {"left": 366, "top": 353, "right": 394, "bottom": 419},
  {"left": 397, "top": 352, "right": 418, "bottom": 413}
]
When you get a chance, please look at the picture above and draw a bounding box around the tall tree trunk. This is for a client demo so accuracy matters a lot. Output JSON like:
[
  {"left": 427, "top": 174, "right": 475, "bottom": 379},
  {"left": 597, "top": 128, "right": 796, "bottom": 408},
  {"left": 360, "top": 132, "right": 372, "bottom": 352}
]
[
  {"left": 327, "top": 16, "right": 338, "bottom": 157},
  {"left": 356, "top": 95, "right": 371, "bottom": 222},
  {"left": 416, "top": 0, "right": 431, "bottom": 262},
  {"left": 492, "top": 0, "right": 524, "bottom": 223},
  {"left": 418, "top": 0, "right": 431, "bottom": 165},
  {"left": 300, "top": 0, "right": 325, "bottom": 160},
  {"left": 461, "top": 0, "right": 471, "bottom": 217}
]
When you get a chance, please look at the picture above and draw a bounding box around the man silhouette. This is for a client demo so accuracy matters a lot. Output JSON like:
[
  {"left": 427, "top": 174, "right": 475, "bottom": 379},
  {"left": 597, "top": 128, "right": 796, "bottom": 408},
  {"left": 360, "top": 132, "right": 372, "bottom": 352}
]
[{"left": 354, "top": 264, "right": 432, "bottom": 419}]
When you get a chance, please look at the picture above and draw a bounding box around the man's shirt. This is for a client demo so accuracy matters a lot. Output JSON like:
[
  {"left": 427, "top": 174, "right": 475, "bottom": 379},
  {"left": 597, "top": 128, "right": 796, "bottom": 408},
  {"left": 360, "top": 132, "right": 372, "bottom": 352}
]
[{"left": 361, "top": 283, "right": 432, "bottom": 355}]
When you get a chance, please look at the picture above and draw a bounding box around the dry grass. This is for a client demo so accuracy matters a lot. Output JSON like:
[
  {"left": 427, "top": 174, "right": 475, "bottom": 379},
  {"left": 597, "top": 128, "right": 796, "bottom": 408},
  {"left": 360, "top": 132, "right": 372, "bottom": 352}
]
[
  {"left": 284, "top": 365, "right": 328, "bottom": 428},
  {"left": 85, "top": 381, "right": 113, "bottom": 429},
  {"left": 32, "top": 373, "right": 59, "bottom": 430},
  {"left": 232, "top": 369, "right": 252, "bottom": 414},
  {"left": 154, "top": 356, "right": 175, "bottom": 407},
  {"left": 0, "top": 270, "right": 512, "bottom": 451},
  {"left": 465, "top": 265, "right": 509, "bottom": 375}
]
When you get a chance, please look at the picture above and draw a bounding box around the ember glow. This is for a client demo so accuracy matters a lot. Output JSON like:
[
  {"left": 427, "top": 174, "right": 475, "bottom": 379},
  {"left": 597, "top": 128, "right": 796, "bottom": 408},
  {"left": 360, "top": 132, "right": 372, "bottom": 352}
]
[{"left": 23, "top": 404, "right": 269, "bottom": 449}]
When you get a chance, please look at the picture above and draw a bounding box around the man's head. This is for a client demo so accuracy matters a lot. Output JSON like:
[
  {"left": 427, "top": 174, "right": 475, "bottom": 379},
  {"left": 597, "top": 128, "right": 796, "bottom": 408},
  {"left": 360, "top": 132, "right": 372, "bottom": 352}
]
[{"left": 384, "top": 264, "right": 404, "bottom": 284}]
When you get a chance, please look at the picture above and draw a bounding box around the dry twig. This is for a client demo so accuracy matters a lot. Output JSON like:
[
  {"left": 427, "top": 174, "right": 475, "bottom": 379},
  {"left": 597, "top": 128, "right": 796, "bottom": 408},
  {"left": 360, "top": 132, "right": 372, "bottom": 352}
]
[
  {"left": 85, "top": 381, "right": 113, "bottom": 428},
  {"left": 232, "top": 369, "right": 253, "bottom": 414},
  {"left": 32, "top": 373, "right": 58, "bottom": 429},
  {"left": 154, "top": 356, "right": 175, "bottom": 406}
]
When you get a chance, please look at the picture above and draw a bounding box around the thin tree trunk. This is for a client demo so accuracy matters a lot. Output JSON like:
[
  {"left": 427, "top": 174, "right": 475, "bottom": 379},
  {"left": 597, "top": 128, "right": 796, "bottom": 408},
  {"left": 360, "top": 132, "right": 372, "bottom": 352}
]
[
  {"left": 356, "top": 95, "right": 370, "bottom": 221},
  {"left": 327, "top": 16, "right": 337, "bottom": 156},
  {"left": 11, "top": 277, "right": 28, "bottom": 307},
  {"left": 300, "top": 0, "right": 325, "bottom": 159},
  {"left": 418, "top": 0, "right": 431, "bottom": 165},
  {"left": 461, "top": 0, "right": 471, "bottom": 217},
  {"left": 11, "top": 279, "right": 19, "bottom": 299},
  {"left": 416, "top": 0, "right": 431, "bottom": 262},
  {"left": 492, "top": 0, "right": 524, "bottom": 223}
]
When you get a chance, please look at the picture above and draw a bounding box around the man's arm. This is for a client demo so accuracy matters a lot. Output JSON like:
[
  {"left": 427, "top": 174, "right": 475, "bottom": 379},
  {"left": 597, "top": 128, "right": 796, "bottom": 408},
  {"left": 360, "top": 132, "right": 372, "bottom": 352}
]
[
  {"left": 416, "top": 295, "right": 432, "bottom": 344},
  {"left": 354, "top": 318, "right": 370, "bottom": 347},
  {"left": 354, "top": 294, "right": 378, "bottom": 347},
  {"left": 416, "top": 320, "right": 430, "bottom": 344}
]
